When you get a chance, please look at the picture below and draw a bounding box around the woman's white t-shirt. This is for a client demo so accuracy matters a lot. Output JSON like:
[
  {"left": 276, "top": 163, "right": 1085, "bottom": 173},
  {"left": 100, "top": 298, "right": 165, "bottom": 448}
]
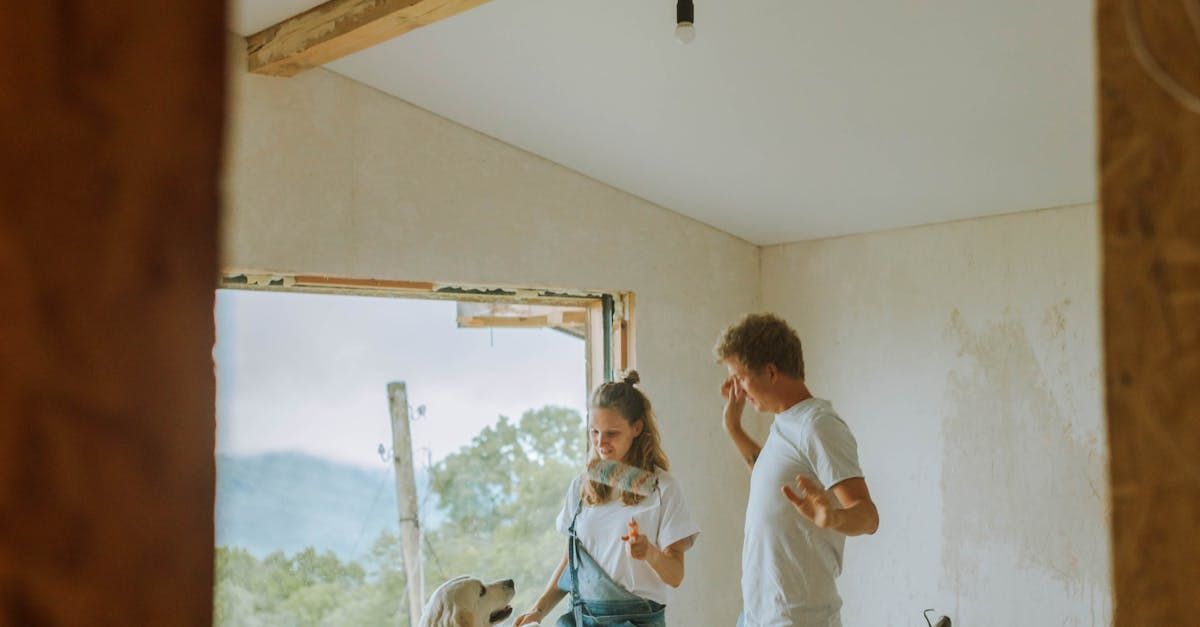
[{"left": 554, "top": 469, "right": 700, "bottom": 605}]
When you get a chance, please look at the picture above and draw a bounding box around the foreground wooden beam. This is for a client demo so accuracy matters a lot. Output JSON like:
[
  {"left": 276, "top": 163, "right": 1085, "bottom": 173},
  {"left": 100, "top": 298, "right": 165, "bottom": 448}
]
[
  {"left": 247, "top": 0, "right": 491, "bottom": 76},
  {"left": 0, "top": 0, "right": 223, "bottom": 624},
  {"left": 1099, "top": 0, "right": 1200, "bottom": 624}
]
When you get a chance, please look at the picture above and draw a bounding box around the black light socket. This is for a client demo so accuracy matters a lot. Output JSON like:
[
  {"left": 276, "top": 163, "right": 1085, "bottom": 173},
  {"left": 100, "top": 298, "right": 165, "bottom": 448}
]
[{"left": 677, "top": 0, "right": 694, "bottom": 25}]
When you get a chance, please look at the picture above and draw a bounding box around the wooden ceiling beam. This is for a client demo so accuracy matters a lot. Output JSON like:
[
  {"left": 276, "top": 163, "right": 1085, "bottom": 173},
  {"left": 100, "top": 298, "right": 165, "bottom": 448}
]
[{"left": 246, "top": 0, "right": 491, "bottom": 77}]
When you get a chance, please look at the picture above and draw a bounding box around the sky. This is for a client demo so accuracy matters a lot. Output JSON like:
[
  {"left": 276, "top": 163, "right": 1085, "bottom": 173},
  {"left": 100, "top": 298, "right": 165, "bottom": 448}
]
[{"left": 214, "top": 289, "right": 587, "bottom": 469}]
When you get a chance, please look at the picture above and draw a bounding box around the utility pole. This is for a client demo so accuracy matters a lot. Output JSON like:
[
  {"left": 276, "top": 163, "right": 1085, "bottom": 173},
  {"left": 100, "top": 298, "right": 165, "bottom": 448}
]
[{"left": 387, "top": 382, "right": 423, "bottom": 627}]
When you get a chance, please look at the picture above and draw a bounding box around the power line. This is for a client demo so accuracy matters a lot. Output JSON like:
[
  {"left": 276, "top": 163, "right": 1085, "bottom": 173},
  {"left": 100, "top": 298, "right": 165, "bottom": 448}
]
[
  {"left": 348, "top": 470, "right": 391, "bottom": 562},
  {"left": 422, "top": 533, "right": 447, "bottom": 581}
]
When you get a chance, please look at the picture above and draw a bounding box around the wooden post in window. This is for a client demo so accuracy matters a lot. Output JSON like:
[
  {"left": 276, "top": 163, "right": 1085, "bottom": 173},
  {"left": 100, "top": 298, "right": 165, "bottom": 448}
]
[
  {"left": 585, "top": 301, "right": 607, "bottom": 395},
  {"left": 0, "top": 1, "right": 224, "bottom": 625},
  {"left": 387, "top": 382, "right": 425, "bottom": 626},
  {"left": 1099, "top": 0, "right": 1200, "bottom": 623},
  {"left": 616, "top": 293, "right": 636, "bottom": 374}
]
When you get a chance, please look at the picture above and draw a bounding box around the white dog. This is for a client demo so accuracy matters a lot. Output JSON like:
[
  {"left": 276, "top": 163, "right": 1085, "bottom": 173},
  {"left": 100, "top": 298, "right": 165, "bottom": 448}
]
[{"left": 419, "top": 575, "right": 516, "bottom": 627}]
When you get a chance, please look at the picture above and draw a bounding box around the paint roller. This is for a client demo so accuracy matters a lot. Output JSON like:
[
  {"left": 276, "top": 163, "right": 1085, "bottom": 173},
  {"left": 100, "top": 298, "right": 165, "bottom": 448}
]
[
  {"left": 586, "top": 458, "right": 659, "bottom": 497},
  {"left": 587, "top": 458, "right": 657, "bottom": 549}
]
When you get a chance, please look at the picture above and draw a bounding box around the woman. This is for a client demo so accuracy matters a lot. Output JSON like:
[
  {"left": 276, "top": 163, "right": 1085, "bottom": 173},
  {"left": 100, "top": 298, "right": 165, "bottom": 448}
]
[{"left": 514, "top": 371, "right": 700, "bottom": 627}]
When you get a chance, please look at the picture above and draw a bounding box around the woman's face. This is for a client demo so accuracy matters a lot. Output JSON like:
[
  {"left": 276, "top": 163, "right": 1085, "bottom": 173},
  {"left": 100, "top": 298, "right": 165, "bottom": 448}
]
[{"left": 589, "top": 407, "right": 643, "bottom": 462}]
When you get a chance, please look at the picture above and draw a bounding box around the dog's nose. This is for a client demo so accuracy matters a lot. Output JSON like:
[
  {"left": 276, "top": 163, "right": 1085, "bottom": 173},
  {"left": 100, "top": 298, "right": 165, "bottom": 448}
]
[{"left": 501, "top": 579, "right": 515, "bottom": 590}]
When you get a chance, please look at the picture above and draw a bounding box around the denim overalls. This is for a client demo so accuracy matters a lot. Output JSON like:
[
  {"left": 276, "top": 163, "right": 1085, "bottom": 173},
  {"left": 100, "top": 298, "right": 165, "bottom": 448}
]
[{"left": 555, "top": 495, "right": 667, "bottom": 627}]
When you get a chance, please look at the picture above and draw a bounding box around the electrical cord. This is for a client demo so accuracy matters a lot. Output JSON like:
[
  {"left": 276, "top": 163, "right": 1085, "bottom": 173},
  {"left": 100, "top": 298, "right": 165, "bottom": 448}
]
[
  {"left": 348, "top": 470, "right": 392, "bottom": 562},
  {"left": 924, "top": 609, "right": 951, "bottom": 627},
  {"left": 1184, "top": 0, "right": 1200, "bottom": 49},
  {"left": 1122, "top": 0, "right": 1200, "bottom": 115}
]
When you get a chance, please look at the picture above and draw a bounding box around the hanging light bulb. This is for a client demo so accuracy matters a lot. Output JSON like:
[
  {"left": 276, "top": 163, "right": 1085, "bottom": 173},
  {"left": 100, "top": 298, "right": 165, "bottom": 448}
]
[{"left": 676, "top": 0, "right": 695, "bottom": 44}]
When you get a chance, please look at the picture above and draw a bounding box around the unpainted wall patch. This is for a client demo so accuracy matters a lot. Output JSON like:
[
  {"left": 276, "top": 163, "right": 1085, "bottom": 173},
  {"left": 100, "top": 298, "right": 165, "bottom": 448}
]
[{"left": 940, "top": 306, "right": 1107, "bottom": 598}]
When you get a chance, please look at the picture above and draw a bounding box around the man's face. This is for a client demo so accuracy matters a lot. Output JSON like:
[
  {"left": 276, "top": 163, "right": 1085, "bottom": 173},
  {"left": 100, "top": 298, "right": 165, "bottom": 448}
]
[{"left": 724, "top": 357, "right": 776, "bottom": 412}]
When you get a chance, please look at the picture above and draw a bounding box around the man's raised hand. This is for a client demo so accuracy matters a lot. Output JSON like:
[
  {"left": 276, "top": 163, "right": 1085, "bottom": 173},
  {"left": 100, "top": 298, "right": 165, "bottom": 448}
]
[
  {"left": 721, "top": 375, "right": 747, "bottom": 433},
  {"left": 782, "top": 475, "right": 840, "bottom": 529}
]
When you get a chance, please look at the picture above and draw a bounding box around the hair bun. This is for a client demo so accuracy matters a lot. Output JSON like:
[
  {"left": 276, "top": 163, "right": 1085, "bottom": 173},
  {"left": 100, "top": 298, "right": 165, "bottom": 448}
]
[{"left": 622, "top": 370, "right": 641, "bottom": 386}]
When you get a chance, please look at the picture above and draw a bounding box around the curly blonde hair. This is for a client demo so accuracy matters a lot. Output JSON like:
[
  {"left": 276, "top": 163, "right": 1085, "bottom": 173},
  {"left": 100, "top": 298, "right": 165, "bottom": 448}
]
[
  {"left": 714, "top": 313, "right": 805, "bottom": 379},
  {"left": 582, "top": 370, "right": 669, "bottom": 506}
]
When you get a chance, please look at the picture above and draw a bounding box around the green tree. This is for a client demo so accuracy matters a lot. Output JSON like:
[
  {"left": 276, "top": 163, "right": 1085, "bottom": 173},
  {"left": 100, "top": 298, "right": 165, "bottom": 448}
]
[
  {"left": 426, "top": 405, "right": 585, "bottom": 616},
  {"left": 214, "top": 405, "right": 585, "bottom": 626},
  {"left": 214, "top": 545, "right": 400, "bottom": 626}
]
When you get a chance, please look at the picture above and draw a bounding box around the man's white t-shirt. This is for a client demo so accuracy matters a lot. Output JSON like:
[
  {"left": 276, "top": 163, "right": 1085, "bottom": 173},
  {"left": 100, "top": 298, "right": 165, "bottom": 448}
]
[
  {"left": 741, "top": 398, "right": 864, "bottom": 627},
  {"left": 555, "top": 469, "right": 700, "bottom": 605}
]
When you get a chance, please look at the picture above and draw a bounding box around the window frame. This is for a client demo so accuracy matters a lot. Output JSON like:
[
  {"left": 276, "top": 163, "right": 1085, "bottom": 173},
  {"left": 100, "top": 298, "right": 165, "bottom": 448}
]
[{"left": 219, "top": 269, "right": 635, "bottom": 393}]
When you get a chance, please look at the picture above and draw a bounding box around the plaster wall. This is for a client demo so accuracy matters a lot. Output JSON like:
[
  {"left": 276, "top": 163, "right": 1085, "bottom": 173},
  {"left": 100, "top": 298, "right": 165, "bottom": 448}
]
[{"left": 761, "top": 205, "right": 1110, "bottom": 626}]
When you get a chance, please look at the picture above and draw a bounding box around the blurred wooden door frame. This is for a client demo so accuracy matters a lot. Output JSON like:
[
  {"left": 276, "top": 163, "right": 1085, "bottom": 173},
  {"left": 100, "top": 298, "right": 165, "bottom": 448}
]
[
  {"left": 1099, "top": 0, "right": 1200, "bottom": 623},
  {"left": 1, "top": 1, "right": 224, "bottom": 624}
]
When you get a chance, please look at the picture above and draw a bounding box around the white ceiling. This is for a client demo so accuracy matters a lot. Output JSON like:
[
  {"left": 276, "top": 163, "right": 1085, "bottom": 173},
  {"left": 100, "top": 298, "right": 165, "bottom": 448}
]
[{"left": 231, "top": 0, "right": 1096, "bottom": 245}]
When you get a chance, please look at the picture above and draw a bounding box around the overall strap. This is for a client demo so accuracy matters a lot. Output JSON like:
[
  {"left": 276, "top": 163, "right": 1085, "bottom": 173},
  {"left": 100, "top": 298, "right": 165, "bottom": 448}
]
[
  {"left": 568, "top": 493, "right": 584, "bottom": 536},
  {"left": 653, "top": 483, "right": 665, "bottom": 545},
  {"left": 569, "top": 494, "right": 585, "bottom": 627}
]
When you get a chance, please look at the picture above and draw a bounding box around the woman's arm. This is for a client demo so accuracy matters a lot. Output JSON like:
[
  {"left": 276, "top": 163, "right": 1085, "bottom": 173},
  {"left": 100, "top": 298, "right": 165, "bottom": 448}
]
[
  {"left": 513, "top": 548, "right": 570, "bottom": 626},
  {"left": 644, "top": 538, "right": 690, "bottom": 588},
  {"left": 624, "top": 520, "right": 692, "bottom": 588}
]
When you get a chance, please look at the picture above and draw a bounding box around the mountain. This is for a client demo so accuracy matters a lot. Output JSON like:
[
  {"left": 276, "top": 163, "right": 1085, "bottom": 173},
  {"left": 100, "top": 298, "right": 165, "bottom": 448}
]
[{"left": 215, "top": 451, "right": 437, "bottom": 560}]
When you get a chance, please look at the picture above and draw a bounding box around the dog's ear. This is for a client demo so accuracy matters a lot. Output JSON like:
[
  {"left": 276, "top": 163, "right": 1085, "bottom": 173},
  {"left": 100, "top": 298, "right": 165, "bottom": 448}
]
[
  {"left": 415, "top": 604, "right": 438, "bottom": 627},
  {"left": 418, "top": 598, "right": 448, "bottom": 627},
  {"left": 452, "top": 610, "right": 474, "bottom": 627}
]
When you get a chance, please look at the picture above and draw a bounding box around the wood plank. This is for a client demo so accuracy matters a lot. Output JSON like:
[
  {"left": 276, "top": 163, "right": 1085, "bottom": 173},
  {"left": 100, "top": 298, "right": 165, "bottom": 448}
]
[
  {"left": 247, "top": 0, "right": 492, "bottom": 76},
  {"left": 1099, "top": 0, "right": 1200, "bottom": 624},
  {"left": 458, "top": 312, "right": 589, "bottom": 328},
  {"left": 293, "top": 274, "right": 438, "bottom": 291},
  {"left": 0, "top": 0, "right": 224, "bottom": 624},
  {"left": 618, "top": 293, "right": 636, "bottom": 373},
  {"left": 585, "top": 300, "right": 606, "bottom": 394}
]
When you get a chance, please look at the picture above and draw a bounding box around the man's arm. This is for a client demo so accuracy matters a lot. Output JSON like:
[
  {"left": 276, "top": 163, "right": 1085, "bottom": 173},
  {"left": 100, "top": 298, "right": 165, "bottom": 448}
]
[
  {"left": 722, "top": 376, "right": 762, "bottom": 469},
  {"left": 726, "top": 424, "right": 762, "bottom": 470},
  {"left": 782, "top": 476, "right": 879, "bottom": 536}
]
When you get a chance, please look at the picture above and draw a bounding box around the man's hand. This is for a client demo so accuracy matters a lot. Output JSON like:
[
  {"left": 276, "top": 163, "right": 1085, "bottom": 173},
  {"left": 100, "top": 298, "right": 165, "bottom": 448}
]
[
  {"left": 721, "top": 375, "right": 747, "bottom": 433},
  {"left": 622, "top": 519, "right": 651, "bottom": 560},
  {"left": 783, "top": 476, "right": 880, "bottom": 536},
  {"left": 782, "top": 475, "right": 840, "bottom": 529},
  {"left": 721, "top": 375, "right": 761, "bottom": 469}
]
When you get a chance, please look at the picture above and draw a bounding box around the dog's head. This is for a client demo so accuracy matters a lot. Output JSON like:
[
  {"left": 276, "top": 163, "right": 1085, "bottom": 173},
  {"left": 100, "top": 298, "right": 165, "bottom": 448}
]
[{"left": 419, "top": 575, "right": 516, "bottom": 627}]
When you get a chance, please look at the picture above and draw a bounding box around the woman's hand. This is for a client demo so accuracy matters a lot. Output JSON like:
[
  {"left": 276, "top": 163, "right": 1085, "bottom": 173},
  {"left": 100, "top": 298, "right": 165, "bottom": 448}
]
[
  {"left": 622, "top": 519, "right": 652, "bottom": 560},
  {"left": 513, "top": 610, "right": 545, "bottom": 626}
]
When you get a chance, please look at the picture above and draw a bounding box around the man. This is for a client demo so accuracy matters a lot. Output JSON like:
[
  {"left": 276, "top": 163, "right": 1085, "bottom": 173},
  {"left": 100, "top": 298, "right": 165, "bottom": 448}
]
[{"left": 716, "top": 313, "right": 879, "bottom": 627}]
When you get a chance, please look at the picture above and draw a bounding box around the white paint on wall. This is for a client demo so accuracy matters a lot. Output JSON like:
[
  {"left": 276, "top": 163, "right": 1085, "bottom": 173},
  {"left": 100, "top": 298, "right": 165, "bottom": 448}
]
[
  {"left": 761, "top": 205, "right": 1110, "bottom": 626},
  {"left": 223, "top": 37, "right": 760, "bottom": 627}
]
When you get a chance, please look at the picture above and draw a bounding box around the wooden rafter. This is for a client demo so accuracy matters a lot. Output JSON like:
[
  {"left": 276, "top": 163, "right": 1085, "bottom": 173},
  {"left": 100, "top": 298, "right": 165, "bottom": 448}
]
[
  {"left": 246, "top": 0, "right": 491, "bottom": 77},
  {"left": 456, "top": 303, "right": 589, "bottom": 339}
]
